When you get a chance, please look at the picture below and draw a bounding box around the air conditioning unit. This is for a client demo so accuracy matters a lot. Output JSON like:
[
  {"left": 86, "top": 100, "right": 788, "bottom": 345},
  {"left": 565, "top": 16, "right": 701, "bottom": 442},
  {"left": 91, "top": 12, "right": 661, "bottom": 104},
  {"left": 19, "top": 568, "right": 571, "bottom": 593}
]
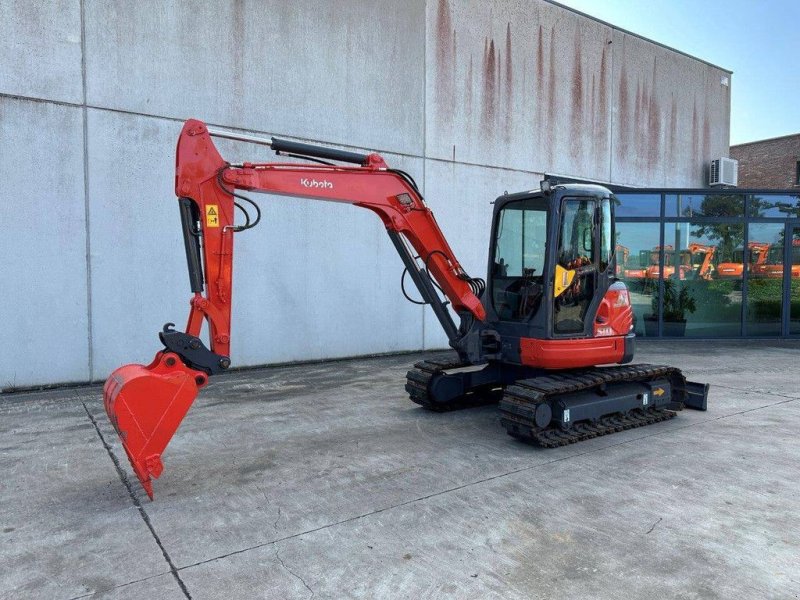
[{"left": 709, "top": 157, "right": 738, "bottom": 187}]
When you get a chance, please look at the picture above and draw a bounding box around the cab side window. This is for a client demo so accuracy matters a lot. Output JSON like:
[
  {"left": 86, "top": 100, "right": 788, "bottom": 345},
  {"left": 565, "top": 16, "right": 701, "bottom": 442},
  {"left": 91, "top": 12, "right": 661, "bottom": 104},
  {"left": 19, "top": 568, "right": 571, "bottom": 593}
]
[{"left": 599, "top": 198, "right": 612, "bottom": 271}]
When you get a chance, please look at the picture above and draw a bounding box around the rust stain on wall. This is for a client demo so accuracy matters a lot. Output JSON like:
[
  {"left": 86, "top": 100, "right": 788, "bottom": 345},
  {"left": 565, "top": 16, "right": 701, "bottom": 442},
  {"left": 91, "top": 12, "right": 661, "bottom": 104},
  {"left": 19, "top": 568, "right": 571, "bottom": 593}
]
[
  {"left": 570, "top": 29, "right": 584, "bottom": 159},
  {"left": 547, "top": 25, "right": 557, "bottom": 164},
  {"left": 504, "top": 23, "right": 513, "bottom": 142},
  {"left": 536, "top": 25, "right": 544, "bottom": 87},
  {"left": 633, "top": 78, "right": 642, "bottom": 165},
  {"left": 435, "top": 0, "right": 455, "bottom": 125},
  {"left": 702, "top": 112, "right": 711, "bottom": 160},
  {"left": 669, "top": 95, "right": 678, "bottom": 164},
  {"left": 617, "top": 64, "right": 629, "bottom": 163},
  {"left": 535, "top": 24, "right": 544, "bottom": 145},
  {"left": 647, "top": 60, "right": 661, "bottom": 170},
  {"left": 482, "top": 37, "right": 497, "bottom": 129},
  {"left": 638, "top": 80, "right": 648, "bottom": 173},
  {"left": 597, "top": 43, "right": 608, "bottom": 145}
]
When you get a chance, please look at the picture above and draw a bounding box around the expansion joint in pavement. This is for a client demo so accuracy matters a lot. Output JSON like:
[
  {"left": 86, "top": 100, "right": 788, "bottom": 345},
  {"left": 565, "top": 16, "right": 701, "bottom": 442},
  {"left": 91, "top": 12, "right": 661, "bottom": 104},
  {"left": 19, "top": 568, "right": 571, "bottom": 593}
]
[{"left": 82, "top": 403, "right": 193, "bottom": 600}]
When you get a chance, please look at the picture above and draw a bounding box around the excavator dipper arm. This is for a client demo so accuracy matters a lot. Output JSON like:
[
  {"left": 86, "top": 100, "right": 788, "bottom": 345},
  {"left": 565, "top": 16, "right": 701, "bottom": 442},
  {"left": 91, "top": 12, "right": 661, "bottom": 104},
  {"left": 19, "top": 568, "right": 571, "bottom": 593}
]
[{"left": 104, "top": 119, "right": 485, "bottom": 498}]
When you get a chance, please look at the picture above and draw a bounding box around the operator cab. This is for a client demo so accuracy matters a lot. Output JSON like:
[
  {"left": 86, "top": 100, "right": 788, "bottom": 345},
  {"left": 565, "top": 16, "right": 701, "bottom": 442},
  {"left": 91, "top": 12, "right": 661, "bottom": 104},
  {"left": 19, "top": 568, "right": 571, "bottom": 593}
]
[{"left": 488, "top": 183, "right": 616, "bottom": 339}]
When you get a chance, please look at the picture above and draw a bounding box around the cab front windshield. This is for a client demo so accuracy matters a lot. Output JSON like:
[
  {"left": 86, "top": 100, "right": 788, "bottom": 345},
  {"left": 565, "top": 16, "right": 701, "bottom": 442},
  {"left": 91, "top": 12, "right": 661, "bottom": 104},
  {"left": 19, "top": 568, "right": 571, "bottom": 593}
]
[{"left": 491, "top": 197, "right": 548, "bottom": 321}]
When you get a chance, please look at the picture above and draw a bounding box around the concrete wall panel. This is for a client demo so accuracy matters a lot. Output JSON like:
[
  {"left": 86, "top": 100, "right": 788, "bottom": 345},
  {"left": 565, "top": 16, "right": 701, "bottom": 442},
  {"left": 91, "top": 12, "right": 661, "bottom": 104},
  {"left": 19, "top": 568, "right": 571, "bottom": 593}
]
[
  {"left": 610, "top": 30, "right": 731, "bottom": 187},
  {"left": 0, "top": 0, "right": 83, "bottom": 103},
  {"left": 87, "top": 111, "right": 424, "bottom": 379},
  {"left": 84, "top": 0, "right": 426, "bottom": 156},
  {"left": 5, "top": 1, "right": 734, "bottom": 387},
  {"left": 0, "top": 97, "right": 88, "bottom": 387},
  {"left": 86, "top": 110, "right": 185, "bottom": 377},
  {"left": 427, "top": 0, "right": 613, "bottom": 180},
  {"left": 422, "top": 159, "right": 543, "bottom": 349}
]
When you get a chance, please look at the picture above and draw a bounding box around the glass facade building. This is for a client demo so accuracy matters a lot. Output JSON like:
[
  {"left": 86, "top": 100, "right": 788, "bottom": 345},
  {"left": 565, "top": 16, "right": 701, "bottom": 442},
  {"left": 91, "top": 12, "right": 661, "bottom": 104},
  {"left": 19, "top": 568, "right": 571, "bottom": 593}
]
[{"left": 612, "top": 189, "right": 800, "bottom": 338}]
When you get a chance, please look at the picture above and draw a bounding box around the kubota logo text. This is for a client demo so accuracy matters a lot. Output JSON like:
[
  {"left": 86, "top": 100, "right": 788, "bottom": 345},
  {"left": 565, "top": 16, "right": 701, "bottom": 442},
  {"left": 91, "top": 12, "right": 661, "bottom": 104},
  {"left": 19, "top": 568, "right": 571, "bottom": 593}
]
[{"left": 300, "top": 178, "right": 333, "bottom": 189}]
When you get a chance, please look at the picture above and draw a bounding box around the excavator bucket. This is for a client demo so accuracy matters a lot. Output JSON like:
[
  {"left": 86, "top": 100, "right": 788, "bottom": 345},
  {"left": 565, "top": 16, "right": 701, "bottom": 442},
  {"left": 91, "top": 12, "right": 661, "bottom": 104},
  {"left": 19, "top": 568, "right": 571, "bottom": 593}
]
[{"left": 103, "top": 351, "right": 208, "bottom": 499}]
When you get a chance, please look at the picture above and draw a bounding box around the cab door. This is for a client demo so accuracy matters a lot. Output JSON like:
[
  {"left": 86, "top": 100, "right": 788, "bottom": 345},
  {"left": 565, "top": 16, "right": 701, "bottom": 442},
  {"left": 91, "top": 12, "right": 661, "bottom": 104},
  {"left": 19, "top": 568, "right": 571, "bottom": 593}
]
[{"left": 552, "top": 197, "right": 613, "bottom": 336}]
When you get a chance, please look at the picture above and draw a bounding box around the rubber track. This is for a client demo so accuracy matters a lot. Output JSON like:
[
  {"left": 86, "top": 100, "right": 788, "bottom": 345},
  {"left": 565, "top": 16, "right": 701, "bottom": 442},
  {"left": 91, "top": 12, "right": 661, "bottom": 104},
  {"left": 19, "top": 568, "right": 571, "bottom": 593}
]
[
  {"left": 405, "top": 354, "right": 498, "bottom": 412},
  {"left": 500, "top": 363, "right": 686, "bottom": 447}
]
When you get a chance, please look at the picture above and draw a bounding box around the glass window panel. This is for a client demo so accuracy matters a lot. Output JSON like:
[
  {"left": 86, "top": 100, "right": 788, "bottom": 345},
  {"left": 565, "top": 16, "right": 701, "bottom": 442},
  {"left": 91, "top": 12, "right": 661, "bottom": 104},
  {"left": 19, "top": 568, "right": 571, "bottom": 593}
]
[
  {"left": 661, "top": 221, "right": 743, "bottom": 337},
  {"left": 669, "top": 193, "right": 744, "bottom": 218},
  {"left": 792, "top": 280, "right": 800, "bottom": 335},
  {"left": 494, "top": 207, "right": 523, "bottom": 275},
  {"left": 558, "top": 199, "right": 596, "bottom": 267},
  {"left": 746, "top": 223, "right": 784, "bottom": 336},
  {"left": 790, "top": 227, "right": 800, "bottom": 335},
  {"left": 613, "top": 193, "right": 661, "bottom": 217},
  {"left": 748, "top": 194, "right": 800, "bottom": 218},
  {"left": 491, "top": 198, "right": 548, "bottom": 322},
  {"left": 614, "top": 222, "right": 661, "bottom": 337},
  {"left": 600, "top": 199, "right": 612, "bottom": 271}
]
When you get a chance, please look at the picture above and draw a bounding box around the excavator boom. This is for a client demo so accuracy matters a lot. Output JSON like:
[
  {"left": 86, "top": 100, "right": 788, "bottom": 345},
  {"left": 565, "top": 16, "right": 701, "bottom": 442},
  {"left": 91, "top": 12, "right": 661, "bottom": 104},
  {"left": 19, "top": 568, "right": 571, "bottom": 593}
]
[{"left": 105, "top": 120, "right": 485, "bottom": 498}]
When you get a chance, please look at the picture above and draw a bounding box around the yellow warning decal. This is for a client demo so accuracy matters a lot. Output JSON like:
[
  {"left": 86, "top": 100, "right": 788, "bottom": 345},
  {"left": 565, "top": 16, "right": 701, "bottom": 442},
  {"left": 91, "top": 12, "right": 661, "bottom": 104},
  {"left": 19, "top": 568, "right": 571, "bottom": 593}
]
[
  {"left": 554, "top": 264, "right": 576, "bottom": 298},
  {"left": 653, "top": 387, "right": 665, "bottom": 397},
  {"left": 205, "top": 205, "right": 219, "bottom": 228}
]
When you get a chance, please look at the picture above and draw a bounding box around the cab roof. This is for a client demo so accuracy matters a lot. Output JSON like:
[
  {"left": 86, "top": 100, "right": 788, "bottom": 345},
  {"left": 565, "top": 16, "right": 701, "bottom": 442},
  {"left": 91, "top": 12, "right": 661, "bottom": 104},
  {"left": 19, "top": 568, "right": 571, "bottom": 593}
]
[{"left": 495, "top": 183, "right": 613, "bottom": 205}]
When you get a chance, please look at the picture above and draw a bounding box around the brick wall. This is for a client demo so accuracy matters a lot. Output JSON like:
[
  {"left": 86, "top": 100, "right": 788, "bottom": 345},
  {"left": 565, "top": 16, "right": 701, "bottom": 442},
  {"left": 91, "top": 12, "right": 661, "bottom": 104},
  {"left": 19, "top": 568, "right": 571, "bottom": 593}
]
[{"left": 730, "top": 134, "right": 800, "bottom": 188}]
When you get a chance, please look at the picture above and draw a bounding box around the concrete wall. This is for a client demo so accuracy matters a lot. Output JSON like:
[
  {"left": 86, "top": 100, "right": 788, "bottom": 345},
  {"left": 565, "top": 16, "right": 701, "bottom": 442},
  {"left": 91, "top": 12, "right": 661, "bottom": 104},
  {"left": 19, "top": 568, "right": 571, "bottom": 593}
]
[{"left": 1, "top": 0, "right": 731, "bottom": 388}]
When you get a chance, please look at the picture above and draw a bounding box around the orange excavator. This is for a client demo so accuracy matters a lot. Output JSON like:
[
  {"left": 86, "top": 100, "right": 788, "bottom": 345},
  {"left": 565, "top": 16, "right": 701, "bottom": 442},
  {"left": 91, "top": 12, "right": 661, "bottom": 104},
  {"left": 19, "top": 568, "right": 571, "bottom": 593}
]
[
  {"left": 686, "top": 243, "right": 715, "bottom": 280},
  {"left": 103, "top": 120, "right": 708, "bottom": 498},
  {"left": 622, "top": 246, "right": 667, "bottom": 282},
  {"left": 645, "top": 243, "right": 715, "bottom": 281},
  {"left": 716, "top": 242, "right": 770, "bottom": 279},
  {"left": 751, "top": 240, "right": 800, "bottom": 279}
]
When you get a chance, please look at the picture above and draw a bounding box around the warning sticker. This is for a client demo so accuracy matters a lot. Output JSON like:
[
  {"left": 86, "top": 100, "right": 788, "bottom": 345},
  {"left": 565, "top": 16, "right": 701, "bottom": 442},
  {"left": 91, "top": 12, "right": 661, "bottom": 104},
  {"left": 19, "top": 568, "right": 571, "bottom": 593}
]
[{"left": 205, "top": 205, "right": 219, "bottom": 228}]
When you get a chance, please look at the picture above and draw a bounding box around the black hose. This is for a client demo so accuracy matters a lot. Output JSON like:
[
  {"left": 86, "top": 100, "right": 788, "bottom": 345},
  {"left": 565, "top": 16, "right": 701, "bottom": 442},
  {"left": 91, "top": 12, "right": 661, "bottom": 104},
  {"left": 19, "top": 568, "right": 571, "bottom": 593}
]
[{"left": 216, "top": 166, "right": 261, "bottom": 232}]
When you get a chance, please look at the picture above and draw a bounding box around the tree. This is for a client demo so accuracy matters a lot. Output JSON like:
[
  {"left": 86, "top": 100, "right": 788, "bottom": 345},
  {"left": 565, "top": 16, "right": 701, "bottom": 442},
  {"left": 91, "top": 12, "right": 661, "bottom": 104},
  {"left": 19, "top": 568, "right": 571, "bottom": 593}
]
[
  {"left": 750, "top": 195, "right": 800, "bottom": 219},
  {"left": 687, "top": 194, "right": 744, "bottom": 262}
]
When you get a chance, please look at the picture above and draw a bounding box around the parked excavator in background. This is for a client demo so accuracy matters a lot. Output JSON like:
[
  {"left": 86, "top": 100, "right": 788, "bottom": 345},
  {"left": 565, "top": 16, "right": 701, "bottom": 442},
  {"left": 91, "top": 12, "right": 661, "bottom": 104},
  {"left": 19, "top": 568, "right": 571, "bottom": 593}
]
[
  {"left": 716, "top": 242, "right": 770, "bottom": 279},
  {"left": 647, "top": 243, "right": 715, "bottom": 281},
  {"left": 685, "top": 243, "right": 716, "bottom": 280},
  {"left": 103, "top": 120, "right": 708, "bottom": 499},
  {"left": 620, "top": 246, "right": 666, "bottom": 284},
  {"left": 751, "top": 240, "right": 800, "bottom": 279}
]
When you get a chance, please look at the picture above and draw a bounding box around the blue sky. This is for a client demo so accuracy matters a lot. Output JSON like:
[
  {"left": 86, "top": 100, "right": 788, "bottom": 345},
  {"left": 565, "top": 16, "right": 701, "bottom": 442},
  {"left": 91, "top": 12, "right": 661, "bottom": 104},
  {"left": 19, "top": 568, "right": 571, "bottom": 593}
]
[{"left": 557, "top": 0, "right": 800, "bottom": 145}]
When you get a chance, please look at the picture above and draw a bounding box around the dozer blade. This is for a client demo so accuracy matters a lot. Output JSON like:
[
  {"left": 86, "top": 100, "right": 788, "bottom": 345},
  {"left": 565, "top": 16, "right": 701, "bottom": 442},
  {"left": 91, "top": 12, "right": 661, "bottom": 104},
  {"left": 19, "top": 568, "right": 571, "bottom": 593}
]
[{"left": 103, "top": 351, "right": 208, "bottom": 499}]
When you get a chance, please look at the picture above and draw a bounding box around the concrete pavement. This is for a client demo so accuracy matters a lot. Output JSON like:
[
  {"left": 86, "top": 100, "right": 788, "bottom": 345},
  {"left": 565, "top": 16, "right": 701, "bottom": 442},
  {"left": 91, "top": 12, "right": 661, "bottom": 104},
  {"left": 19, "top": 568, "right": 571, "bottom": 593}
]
[{"left": 1, "top": 341, "right": 799, "bottom": 599}]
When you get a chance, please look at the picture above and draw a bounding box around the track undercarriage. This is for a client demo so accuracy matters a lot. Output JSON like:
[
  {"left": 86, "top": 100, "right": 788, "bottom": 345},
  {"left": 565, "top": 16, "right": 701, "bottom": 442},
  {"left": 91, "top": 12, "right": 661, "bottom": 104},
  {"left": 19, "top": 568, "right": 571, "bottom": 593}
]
[{"left": 406, "top": 355, "right": 708, "bottom": 447}]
